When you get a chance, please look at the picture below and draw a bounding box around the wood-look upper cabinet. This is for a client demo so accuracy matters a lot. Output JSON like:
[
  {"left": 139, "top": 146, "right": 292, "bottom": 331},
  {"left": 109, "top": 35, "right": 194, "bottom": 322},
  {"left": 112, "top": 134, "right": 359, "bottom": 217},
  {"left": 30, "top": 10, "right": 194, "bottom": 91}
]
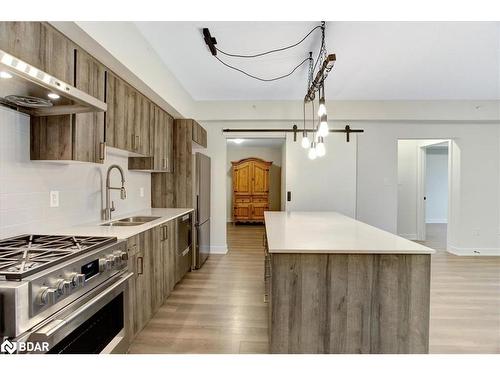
[
  {"left": 0, "top": 22, "right": 74, "bottom": 83},
  {"left": 106, "top": 72, "right": 149, "bottom": 156},
  {"left": 129, "top": 103, "right": 173, "bottom": 172},
  {"left": 30, "top": 46, "right": 106, "bottom": 163},
  {"left": 191, "top": 120, "right": 207, "bottom": 148},
  {"left": 72, "top": 48, "right": 106, "bottom": 163}
]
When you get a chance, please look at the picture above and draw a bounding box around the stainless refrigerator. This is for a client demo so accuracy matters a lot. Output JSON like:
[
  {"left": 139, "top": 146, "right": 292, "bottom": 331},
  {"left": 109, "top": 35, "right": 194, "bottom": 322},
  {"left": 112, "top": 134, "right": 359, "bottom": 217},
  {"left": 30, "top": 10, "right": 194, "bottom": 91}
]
[{"left": 194, "top": 152, "right": 210, "bottom": 269}]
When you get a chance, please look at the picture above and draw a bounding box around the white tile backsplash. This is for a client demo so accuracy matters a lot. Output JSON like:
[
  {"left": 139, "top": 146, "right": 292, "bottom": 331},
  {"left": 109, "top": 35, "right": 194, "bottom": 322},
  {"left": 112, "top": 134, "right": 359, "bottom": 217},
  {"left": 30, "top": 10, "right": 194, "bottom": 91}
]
[{"left": 0, "top": 106, "right": 152, "bottom": 238}]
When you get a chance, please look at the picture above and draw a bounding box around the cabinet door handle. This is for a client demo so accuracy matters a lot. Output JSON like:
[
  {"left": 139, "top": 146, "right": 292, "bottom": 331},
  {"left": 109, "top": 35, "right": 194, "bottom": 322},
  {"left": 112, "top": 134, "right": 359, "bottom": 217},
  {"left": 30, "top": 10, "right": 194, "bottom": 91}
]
[
  {"left": 136, "top": 135, "right": 140, "bottom": 150},
  {"left": 137, "top": 256, "right": 144, "bottom": 275},
  {"left": 164, "top": 226, "right": 168, "bottom": 240},
  {"left": 162, "top": 158, "right": 167, "bottom": 169},
  {"left": 99, "top": 142, "right": 106, "bottom": 161}
]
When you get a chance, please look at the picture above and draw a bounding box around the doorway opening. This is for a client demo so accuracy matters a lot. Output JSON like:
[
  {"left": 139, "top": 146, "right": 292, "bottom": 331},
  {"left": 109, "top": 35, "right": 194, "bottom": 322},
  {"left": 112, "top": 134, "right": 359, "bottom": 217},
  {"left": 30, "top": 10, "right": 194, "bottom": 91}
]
[
  {"left": 397, "top": 139, "right": 452, "bottom": 250},
  {"left": 226, "top": 138, "right": 285, "bottom": 225}
]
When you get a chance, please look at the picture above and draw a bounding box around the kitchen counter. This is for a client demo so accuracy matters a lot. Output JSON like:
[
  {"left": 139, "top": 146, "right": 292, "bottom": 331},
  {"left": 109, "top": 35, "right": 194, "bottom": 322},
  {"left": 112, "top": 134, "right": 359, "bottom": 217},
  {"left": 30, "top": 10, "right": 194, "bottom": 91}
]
[
  {"left": 264, "top": 211, "right": 435, "bottom": 254},
  {"left": 264, "top": 211, "right": 433, "bottom": 354},
  {"left": 49, "top": 208, "right": 194, "bottom": 240}
]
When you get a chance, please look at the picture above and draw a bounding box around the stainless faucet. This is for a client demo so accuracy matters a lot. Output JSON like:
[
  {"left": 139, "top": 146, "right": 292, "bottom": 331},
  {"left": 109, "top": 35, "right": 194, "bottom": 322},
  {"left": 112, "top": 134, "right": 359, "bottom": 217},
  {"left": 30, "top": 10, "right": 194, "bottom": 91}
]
[{"left": 104, "top": 164, "right": 127, "bottom": 220}]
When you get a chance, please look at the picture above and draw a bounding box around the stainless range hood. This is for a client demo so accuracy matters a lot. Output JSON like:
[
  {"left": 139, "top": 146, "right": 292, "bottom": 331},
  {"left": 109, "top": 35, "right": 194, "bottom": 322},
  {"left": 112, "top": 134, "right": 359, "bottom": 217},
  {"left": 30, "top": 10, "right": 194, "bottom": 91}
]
[{"left": 0, "top": 49, "right": 107, "bottom": 116}]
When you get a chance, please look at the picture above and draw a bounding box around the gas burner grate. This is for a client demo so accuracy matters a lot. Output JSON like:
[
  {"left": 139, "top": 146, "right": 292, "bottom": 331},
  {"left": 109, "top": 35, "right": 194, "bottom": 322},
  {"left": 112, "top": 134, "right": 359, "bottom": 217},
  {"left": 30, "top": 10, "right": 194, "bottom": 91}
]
[{"left": 0, "top": 234, "right": 117, "bottom": 280}]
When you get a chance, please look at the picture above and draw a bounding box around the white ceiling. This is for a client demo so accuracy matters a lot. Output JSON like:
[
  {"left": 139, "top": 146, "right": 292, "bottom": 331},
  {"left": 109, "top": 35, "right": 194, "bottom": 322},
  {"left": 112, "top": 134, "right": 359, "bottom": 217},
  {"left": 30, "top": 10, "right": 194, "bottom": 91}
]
[
  {"left": 135, "top": 21, "right": 500, "bottom": 101},
  {"left": 227, "top": 138, "right": 285, "bottom": 149}
]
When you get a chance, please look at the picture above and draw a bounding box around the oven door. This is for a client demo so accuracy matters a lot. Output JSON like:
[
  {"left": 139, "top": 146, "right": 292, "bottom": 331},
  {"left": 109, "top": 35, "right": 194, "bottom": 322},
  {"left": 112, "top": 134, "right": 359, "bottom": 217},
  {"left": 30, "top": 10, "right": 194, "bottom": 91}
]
[{"left": 28, "top": 271, "right": 133, "bottom": 354}]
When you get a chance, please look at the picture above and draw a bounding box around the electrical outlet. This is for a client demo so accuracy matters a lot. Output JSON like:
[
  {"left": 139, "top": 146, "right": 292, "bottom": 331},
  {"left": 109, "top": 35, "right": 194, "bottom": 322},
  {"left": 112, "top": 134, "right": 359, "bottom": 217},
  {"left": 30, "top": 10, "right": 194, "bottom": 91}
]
[
  {"left": 49, "top": 191, "right": 59, "bottom": 207},
  {"left": 473, "top": 229, "right": 480, "bottom": 237},
  {"left": 139, "top": 187, "right": 144, "bottom": 197}
]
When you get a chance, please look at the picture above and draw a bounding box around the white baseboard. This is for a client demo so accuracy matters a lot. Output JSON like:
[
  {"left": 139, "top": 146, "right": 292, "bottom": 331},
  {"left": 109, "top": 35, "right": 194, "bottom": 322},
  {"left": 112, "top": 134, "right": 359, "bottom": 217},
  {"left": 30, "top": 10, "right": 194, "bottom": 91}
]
[
  {"left": 399, "top": 233, "right": 418, "bottom": 240},
  {"left": 426, "top": 219, "right": 448, "bottom": 224},
  {"left": 210, "top": 245, "right": 228, "bottom": 254},
  {"left": 447, "top": 245, "right": 500, "bottom": 256}
]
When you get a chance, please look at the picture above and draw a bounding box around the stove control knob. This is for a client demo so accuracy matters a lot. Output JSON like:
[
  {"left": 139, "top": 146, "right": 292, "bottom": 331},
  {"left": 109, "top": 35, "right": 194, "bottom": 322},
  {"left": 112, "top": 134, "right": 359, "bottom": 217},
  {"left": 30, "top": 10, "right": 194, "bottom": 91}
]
[
  {"left": 56, "top": 279, "right": 71, "bottom": 296},
  {"left": 38, "top": 287, "right": 57, "bottom": 305},
  {"left": 106, "top": 255, "right": 116, "bottom": 268},
  {"left": 120, "top": 251, "right": 129, "bottom": 261},
  {"left": 99, "top": 258, "right": 111, "bottom": 272},
  {"left": 70, "top": 273, "right": 86, "bottom": 288},
  {"left": 112, "top": 254, "right": 121, "bottom": 266}
]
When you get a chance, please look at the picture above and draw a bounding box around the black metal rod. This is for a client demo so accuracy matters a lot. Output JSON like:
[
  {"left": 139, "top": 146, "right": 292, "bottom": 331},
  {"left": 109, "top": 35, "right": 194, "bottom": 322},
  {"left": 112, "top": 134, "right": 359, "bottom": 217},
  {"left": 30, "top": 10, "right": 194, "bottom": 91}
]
[{"left": 222, "top": 128, "right": 364, "bottom": 133}]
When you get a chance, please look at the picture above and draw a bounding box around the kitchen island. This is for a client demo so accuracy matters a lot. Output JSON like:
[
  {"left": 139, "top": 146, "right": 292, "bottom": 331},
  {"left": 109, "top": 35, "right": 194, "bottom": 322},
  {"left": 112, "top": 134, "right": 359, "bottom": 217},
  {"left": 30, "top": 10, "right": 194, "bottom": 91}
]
[{"left": 264, "top": 211, "right": 435, "bottom": 354}]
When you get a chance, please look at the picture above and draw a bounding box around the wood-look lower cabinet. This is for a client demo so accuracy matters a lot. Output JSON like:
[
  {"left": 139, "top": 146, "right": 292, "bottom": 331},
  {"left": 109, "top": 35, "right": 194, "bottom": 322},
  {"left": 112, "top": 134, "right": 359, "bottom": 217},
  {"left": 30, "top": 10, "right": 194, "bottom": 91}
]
[
  {"left": 232, "top": 158, "right": 272, "bottom": 223},
  {"left": 126, "top": 221, "right": 180, "bottom": 341},
  {"left": 162, "top": 221, "right": 177, "bottom": 296}
]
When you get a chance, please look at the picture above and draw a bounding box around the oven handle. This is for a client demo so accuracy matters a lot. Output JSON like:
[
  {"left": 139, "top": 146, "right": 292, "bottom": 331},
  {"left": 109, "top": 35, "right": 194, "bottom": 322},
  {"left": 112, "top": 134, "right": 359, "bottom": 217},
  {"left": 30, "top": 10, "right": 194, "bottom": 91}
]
[{"left": 30, "top": 272, "right": 133, "bottom": 345}]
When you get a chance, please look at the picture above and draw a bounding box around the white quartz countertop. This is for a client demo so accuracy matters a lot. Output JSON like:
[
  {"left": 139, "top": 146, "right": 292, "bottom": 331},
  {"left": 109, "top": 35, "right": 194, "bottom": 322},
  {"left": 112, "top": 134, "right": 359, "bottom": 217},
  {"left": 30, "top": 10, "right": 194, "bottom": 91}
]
[
  {"left": 48, "top": 208, "right": 194, "bottom": 240},
  {"left": 264, "top": 211, "right": 435, "bottom": 254}
]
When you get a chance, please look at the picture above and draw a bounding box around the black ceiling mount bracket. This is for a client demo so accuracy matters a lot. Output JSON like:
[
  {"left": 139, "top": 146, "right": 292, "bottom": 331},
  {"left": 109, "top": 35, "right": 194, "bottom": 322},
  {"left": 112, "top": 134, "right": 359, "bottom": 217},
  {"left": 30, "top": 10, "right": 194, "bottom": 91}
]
[
  {"left": 203, "top": 28, "right": 217, "bottom": 56},
  {"left": 222, "top": 124, "right": 363, "bottom": 143}
]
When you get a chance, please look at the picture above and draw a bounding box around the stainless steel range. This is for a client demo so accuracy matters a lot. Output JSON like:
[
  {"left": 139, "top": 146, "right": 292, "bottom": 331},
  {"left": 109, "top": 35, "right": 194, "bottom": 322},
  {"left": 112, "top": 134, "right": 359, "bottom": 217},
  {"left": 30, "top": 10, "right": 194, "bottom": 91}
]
[{"left": 0, "top": 234, "right": 132, "bottom": 354}]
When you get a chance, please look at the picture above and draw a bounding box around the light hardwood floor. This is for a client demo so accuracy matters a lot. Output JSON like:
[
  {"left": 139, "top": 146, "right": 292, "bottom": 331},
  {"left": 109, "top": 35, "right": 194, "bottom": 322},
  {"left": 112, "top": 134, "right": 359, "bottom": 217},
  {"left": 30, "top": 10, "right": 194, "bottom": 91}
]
[
  {"left": 419, "top": 224, "right": 500, "bottom": 354},
  {"left": 129, "top": 223, "right": 500, "bottom": 354},
  {"left": 128, "top": 223, "right": 268, "bottom": 353}
]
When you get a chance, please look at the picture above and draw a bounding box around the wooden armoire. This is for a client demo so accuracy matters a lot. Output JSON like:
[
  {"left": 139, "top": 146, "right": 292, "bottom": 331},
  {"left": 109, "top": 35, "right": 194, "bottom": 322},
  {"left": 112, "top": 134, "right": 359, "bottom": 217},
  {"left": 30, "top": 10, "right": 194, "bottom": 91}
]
[{"left": 232, "top": 158, "right": 272, "bottom": 223}]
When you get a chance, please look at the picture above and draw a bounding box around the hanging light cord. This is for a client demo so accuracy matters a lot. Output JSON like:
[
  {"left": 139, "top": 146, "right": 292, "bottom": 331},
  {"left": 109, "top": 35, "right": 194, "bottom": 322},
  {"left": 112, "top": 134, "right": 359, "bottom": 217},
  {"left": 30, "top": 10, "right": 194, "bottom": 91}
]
[
  {"left": 212, "top": 23, "right": 324, "bottom": 82},
  {"left": 214, "top": 56, "right": 310, "bottom": 82},
  {"left": 215, "top": 25, "right": 322, "bottom": 58}
]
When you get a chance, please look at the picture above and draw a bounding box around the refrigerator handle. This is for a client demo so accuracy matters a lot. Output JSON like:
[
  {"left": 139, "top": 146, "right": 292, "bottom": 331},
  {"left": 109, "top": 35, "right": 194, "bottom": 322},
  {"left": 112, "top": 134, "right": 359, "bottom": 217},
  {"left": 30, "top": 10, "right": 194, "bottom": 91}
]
[{"left": 196, "top": 195, "right": 200, "bottom": 224}]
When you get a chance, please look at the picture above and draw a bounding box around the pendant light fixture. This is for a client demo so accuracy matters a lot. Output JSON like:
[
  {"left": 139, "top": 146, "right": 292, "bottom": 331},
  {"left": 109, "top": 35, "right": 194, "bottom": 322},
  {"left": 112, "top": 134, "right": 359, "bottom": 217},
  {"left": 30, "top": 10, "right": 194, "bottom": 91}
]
[
  {"left": 316, "top": 136, "right": 326, "bottom": 157},
  {"left": 301, "top": 101, "right": 310, "bottom": 148},
  {"left": 308, "top": 141, "right": 317, "bottom": 160}
]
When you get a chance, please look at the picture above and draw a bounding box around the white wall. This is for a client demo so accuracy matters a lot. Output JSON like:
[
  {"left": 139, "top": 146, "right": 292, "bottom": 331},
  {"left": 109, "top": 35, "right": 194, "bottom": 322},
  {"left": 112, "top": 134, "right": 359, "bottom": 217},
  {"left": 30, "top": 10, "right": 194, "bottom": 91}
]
[
  {"left": 426, "top": 148, "right": 449, "bottom": 223},
  {"left": 226, "top": 144, "right": 283, "bottom": 221},
  {"left": 397, "top": 140, "right": 420, "bottom": 239},
  {"left": 358, "top": 123, "right": 499, "bottom": 253},
  {"left": 0, "top": 107, "right": 151, "bottom": 238},
  {"left": 284, "top": 132, "right": 357, "bottom": 217}
]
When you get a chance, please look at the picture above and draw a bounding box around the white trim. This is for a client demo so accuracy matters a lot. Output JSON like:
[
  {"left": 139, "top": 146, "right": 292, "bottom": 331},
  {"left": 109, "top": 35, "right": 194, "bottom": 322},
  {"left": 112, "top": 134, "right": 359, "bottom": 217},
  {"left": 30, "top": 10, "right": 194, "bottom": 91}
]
[
  {"left": 399, "top": 233, "right": 418, "bottom": 240},
  {"left": 426, "top": 219, "right": 448, "bottom": 224},
  {"left": 447, "top": 245, "right": 500, "bottom": 256},
  {"left": 416, "top": 145, "right": 427, "bottom": 241},
  {"left": 210, "top": 245, "right": 228, "bottom": 254}
]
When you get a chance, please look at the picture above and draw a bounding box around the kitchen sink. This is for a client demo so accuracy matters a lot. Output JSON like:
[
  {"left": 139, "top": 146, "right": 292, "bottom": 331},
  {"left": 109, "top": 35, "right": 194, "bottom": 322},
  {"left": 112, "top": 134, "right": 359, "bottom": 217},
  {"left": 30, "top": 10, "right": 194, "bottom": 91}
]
[
  {"left": 117, "top": 216, "right": 161, "bottom": 223},
  {"left": 101, "top": 216, "right": 161, "bottom": 227},
  {"left": 101, "top": 221, "right": 143, "bottom": 227}
]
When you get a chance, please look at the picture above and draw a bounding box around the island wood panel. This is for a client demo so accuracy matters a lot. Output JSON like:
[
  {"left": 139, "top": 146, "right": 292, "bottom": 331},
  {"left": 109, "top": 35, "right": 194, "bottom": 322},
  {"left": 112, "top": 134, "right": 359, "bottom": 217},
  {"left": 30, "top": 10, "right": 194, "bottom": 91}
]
[{"left": 269, "top": 253, "right": 431, "bottom": 354}]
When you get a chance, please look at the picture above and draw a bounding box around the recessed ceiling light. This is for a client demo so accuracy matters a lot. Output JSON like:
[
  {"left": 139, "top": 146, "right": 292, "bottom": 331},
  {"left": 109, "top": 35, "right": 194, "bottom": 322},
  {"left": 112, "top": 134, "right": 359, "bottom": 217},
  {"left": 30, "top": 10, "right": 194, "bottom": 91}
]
[
  {"left": 229, "top": 139, "right": 245, "bottom": 144},
  {"left": 0, "top": 71, "right": 13, "bottom": 79},
  {"left": 47, "top": 93, "right": 60, "bottom": 100}
]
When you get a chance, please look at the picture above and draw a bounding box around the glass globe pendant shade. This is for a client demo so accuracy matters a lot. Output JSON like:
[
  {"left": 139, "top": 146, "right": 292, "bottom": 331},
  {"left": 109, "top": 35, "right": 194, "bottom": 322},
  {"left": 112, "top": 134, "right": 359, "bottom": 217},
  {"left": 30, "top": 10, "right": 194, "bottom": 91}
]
[
  {"left": 301, "top": 132, "right": 310, "bottom": 149},
  {"left": 316, "top": 137, "right": 326, "bottom": 157},
  {"left": 317, "top": 97, "right": 327, "bottom": 117},
  {"left": 308, "top": 142, "right": 317, "bottom": 160},
  {"left": 318, "top": 115, "right": 329, "bottom": 137}
]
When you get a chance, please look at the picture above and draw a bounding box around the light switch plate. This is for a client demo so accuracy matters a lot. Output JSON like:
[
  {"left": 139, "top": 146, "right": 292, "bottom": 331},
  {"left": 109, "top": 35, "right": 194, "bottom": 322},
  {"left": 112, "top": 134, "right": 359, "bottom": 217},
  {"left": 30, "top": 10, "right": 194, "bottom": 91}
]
[
  {"left": 49, "top": 191, "right": 59, "bottom": 207},
  {"left": 140, "top": 187, "right": 144, "bottom": 197}
]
